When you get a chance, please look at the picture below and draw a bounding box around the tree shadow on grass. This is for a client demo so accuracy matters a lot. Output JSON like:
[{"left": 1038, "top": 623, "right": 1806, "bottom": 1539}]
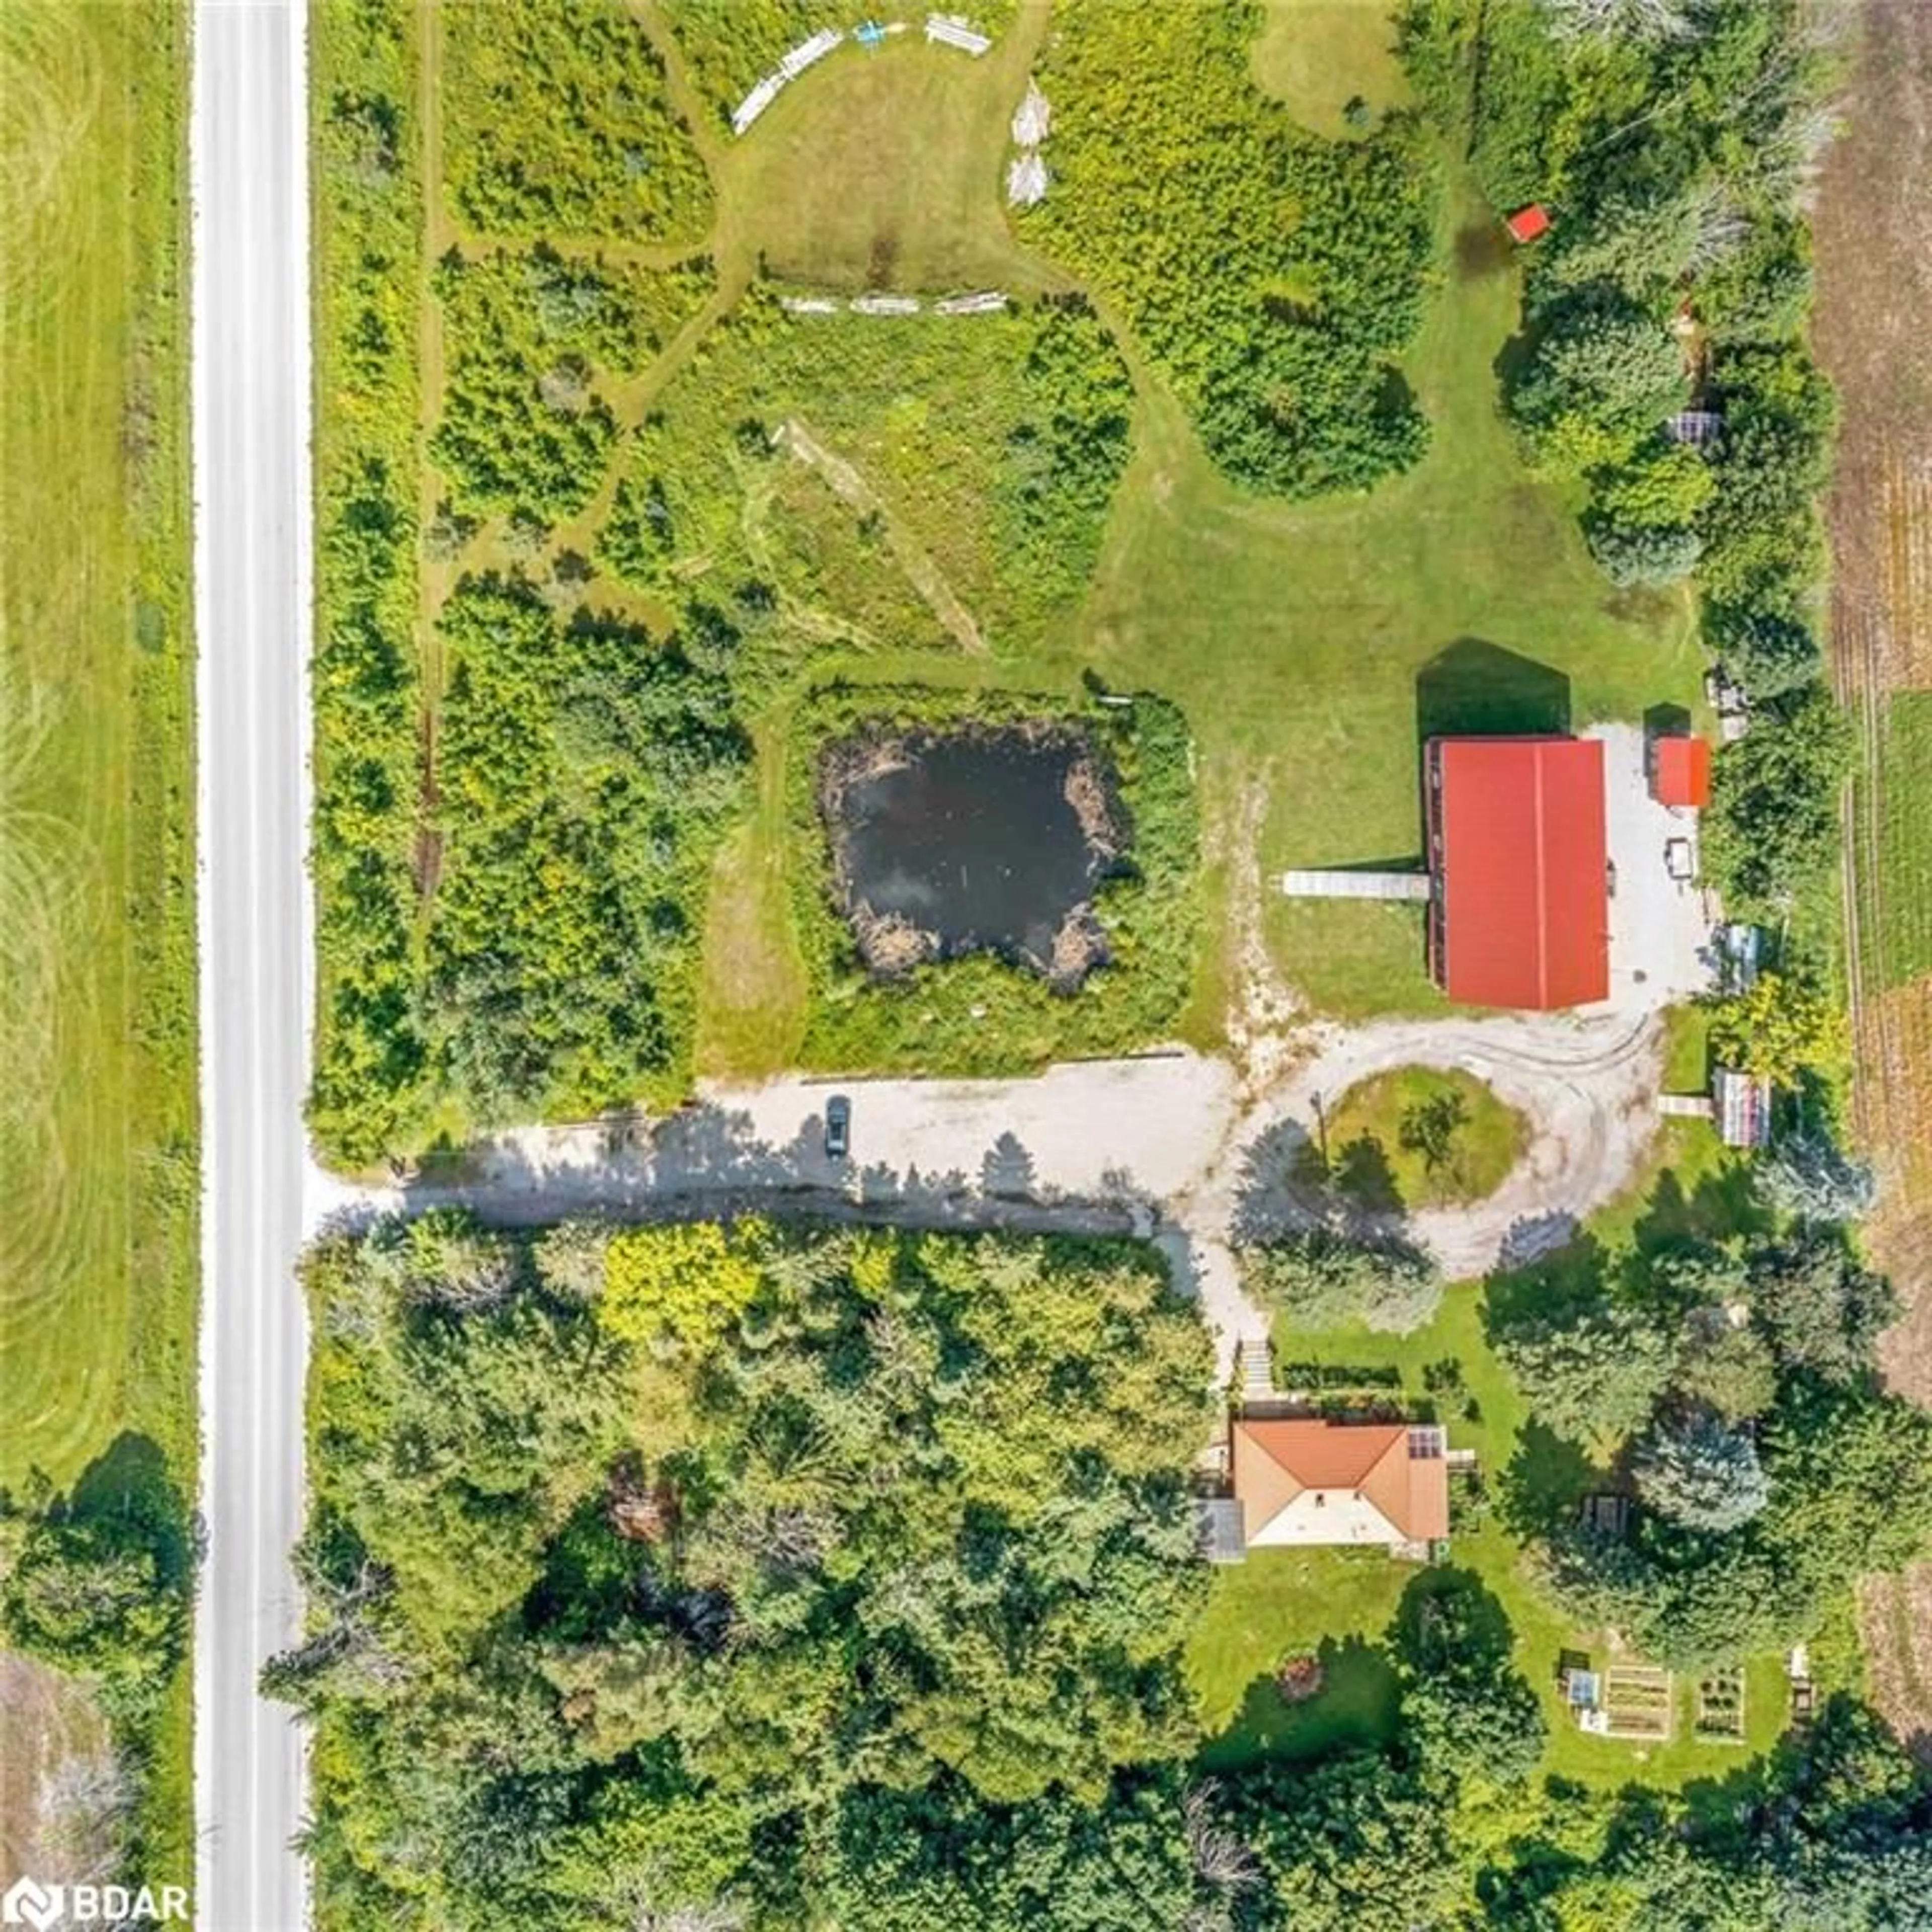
[
  {"left": 1455, "top": 220, "right": 1513, "bottom": 282},
  {"left": 1481, "top": 1231, "right": 1613, "bottom": 1341},
  {"left": 1391, "top": 1563, "right": 1517, "bottom": 1671},
  {"left": 1233, "top": 1117, "right": 1412, "bottom": 1247},
  {"left": 66, "top": 1432, "right": 194, "bottom": 1591},
  {"left": 1196, "top": 1634, "right": 1402, "bottom": 1774},
  {"left": 1627, "top": 1166, "right": 1773, "bottom": 1260},
  {"left": 1494, "top": 1421, "right": 1599, "bottom": 1543}
]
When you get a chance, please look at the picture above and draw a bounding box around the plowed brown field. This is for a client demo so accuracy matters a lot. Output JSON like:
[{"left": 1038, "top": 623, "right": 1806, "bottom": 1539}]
[{"left": 1814, "top": 0, "right": 1932, "bottom": 1757}]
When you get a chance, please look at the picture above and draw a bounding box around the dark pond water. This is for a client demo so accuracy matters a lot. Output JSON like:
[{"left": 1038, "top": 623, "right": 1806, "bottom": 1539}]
[{"left": 827, "top": 730, "right": 1112, "bottom": 976}]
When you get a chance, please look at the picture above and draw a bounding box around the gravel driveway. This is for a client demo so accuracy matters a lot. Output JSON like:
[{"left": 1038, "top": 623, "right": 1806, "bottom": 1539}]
[{"left": 381, "top": 1007, "right": 1669, "bottom": 1379}]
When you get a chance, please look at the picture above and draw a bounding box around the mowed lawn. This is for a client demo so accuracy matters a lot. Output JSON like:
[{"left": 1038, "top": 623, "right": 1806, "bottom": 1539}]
[
  {"left": 0, "top": 0, "right": 196, "bottom": 1876},
  {"left": 0, "top": 7, "right": 196, "bottom": 1500},
  {"left": 675, "top": 1, "right": 1702, "bottom": 1063}
]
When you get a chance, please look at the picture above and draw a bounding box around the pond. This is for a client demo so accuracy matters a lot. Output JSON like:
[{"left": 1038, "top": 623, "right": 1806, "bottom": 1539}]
[{"left": 820, "top": 726, "right": 1126, "bottom": 988}]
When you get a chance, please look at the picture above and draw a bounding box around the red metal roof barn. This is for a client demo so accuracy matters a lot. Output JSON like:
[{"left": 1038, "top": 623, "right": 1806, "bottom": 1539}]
[
  {"left": 1425, "top": 737, "right": 1608, "bottom": 1010},
  {"left": 1649, "top": 734, "right": 1712, "bottom": 809},
  {"left": 1504, "top": 204, "right": 1551, "bottom": 244}
]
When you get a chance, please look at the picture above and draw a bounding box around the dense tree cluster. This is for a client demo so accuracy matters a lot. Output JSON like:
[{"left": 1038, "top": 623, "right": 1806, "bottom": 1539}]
[
  {"left": 282, "top": 1216, "right": 1221, "bottom": 1928},
  {"left": 286, "top": 1198, "right": 1932, "bottom": 1930},
  {"left": 431, "top": 248, "right": 712, "bottom": 526},
  {"left": 1391, "top": 1572, "right": 1548, "bottom": 1788},
  {"left": 441, "top": 0, "right": 712, "bottom": 243},
  {"left": 426, "top": 577, "right": 748, "bottom": 1120},
  {"left": 1480, "top": 1696, "right": 1932, "bottom": 1930},
  {"left": 308, "top": 0, "right": 429, "bottom": 1165},
  {"left": 1489, "top": 1214, "right": 1926, "bottom": 1669},
  {"left": 1700, "top": 684, "right": 1853, "bottom": 920},
  {"left": 1027, "top": 0, "right": 1436, "bottom": 498}
]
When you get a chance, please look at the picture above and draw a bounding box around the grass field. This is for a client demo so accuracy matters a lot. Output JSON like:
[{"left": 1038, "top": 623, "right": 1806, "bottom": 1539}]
[
  {"left": 0, "top": 0, "right": 196, "bottom": 1880},
  {"left": 1250, "top": 0, "right": 1414, "bottom": 140},
  {"left": 0, "top": 0, "right": 196, "bottom": 1508},
  {"left": 1317, "top": 1064, "right": 1527, "bottom": 1209},
  {"left": 1870, "top": 692, "right": 1932, "bottom": 987}
]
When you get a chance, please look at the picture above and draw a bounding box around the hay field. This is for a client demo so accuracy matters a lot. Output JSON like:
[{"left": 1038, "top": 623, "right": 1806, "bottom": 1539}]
[{"left": 0, "top": 1, "right": 196, "bottom": 1493}]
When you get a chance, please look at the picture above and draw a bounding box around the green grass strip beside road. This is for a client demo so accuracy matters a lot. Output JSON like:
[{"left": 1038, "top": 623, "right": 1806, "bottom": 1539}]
[{"left": 0, "top": 0, "right": 198, "bottom": 1879}]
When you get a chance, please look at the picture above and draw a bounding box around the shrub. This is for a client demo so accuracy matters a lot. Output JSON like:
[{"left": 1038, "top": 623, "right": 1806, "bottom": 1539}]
[
  {"left": 425, "top": 578, "right": 749, "bottom": 1121},
  {"left": 1708, "top": 970, "right": 1847, "bottom": 1087},
  {"left": 1632, "top": 1407, "right": 1770, "bottom": 1532},
  {"left": 1584, "top": 515, "right": 1703, "bottom": 585},
  {"left": 1241, "top": 1230, "right": 1444, "bottom": 1334},
  {"left": 1754, "top": 1128, "right": 1878, "bottom": 1225},
  {"left": 441, "top": 0, "right": 712, "bottom": 242}
]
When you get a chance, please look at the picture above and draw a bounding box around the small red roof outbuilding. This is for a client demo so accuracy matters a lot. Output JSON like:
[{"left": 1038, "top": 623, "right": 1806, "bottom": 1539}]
[
  {"left": 1505, "top": 204, "right": 1552, "bottom": 245},
  {"left": 1651, "top": 735, "right": 1712, "bottom": 809}
]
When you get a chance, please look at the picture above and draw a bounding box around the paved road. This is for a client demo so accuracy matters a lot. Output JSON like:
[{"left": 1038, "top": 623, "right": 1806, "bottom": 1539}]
[{"left": 191, "top": 4, "right": 312, "bottom": 1927}]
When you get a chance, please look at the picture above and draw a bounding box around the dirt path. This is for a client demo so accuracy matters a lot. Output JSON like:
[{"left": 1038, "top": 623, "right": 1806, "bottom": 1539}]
[{"left": 1813, "top": 0, "right": 1932, "bottom": 1757}]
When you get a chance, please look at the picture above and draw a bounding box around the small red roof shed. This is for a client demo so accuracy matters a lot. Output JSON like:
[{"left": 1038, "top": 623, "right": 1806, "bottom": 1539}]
[
  {"left": 1651, "top": 735, "right": 1712, "bottom": 809},
  {"left": 1505, "top": 204, "right": 1551, "bottom": 245},
  {"left": 1427, "top": 737, "right": 1608, "bottom": 1011}
]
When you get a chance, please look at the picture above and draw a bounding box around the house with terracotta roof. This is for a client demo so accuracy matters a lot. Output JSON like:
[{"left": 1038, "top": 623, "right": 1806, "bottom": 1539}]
[
  {"left": 1424, "top": 735, "right": 1609, "bottom": 1010},
  {"left": 1225, "top": 1417, "right": 1450, "bottom": 1558}
]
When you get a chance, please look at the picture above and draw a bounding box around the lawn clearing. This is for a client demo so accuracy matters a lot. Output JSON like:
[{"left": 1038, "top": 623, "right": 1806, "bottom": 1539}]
[
  {"left": 1250, "top": 0, "right": 1412, "bottom": 140},
  {"left": 717, "top": 17, "right": 1051, "bottom": 295},
  {"left": 1316, "top": 1065, "right": 1527, "bottom": 1209},
  {"left": 1187, "top": 1552, "right": 1405, "bottom": 1772}
]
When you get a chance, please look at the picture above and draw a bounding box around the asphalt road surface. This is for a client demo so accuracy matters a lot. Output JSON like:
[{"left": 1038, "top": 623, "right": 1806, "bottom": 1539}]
[{"left": 191, "top": 3, "right": 312, "bottom": 1926}]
